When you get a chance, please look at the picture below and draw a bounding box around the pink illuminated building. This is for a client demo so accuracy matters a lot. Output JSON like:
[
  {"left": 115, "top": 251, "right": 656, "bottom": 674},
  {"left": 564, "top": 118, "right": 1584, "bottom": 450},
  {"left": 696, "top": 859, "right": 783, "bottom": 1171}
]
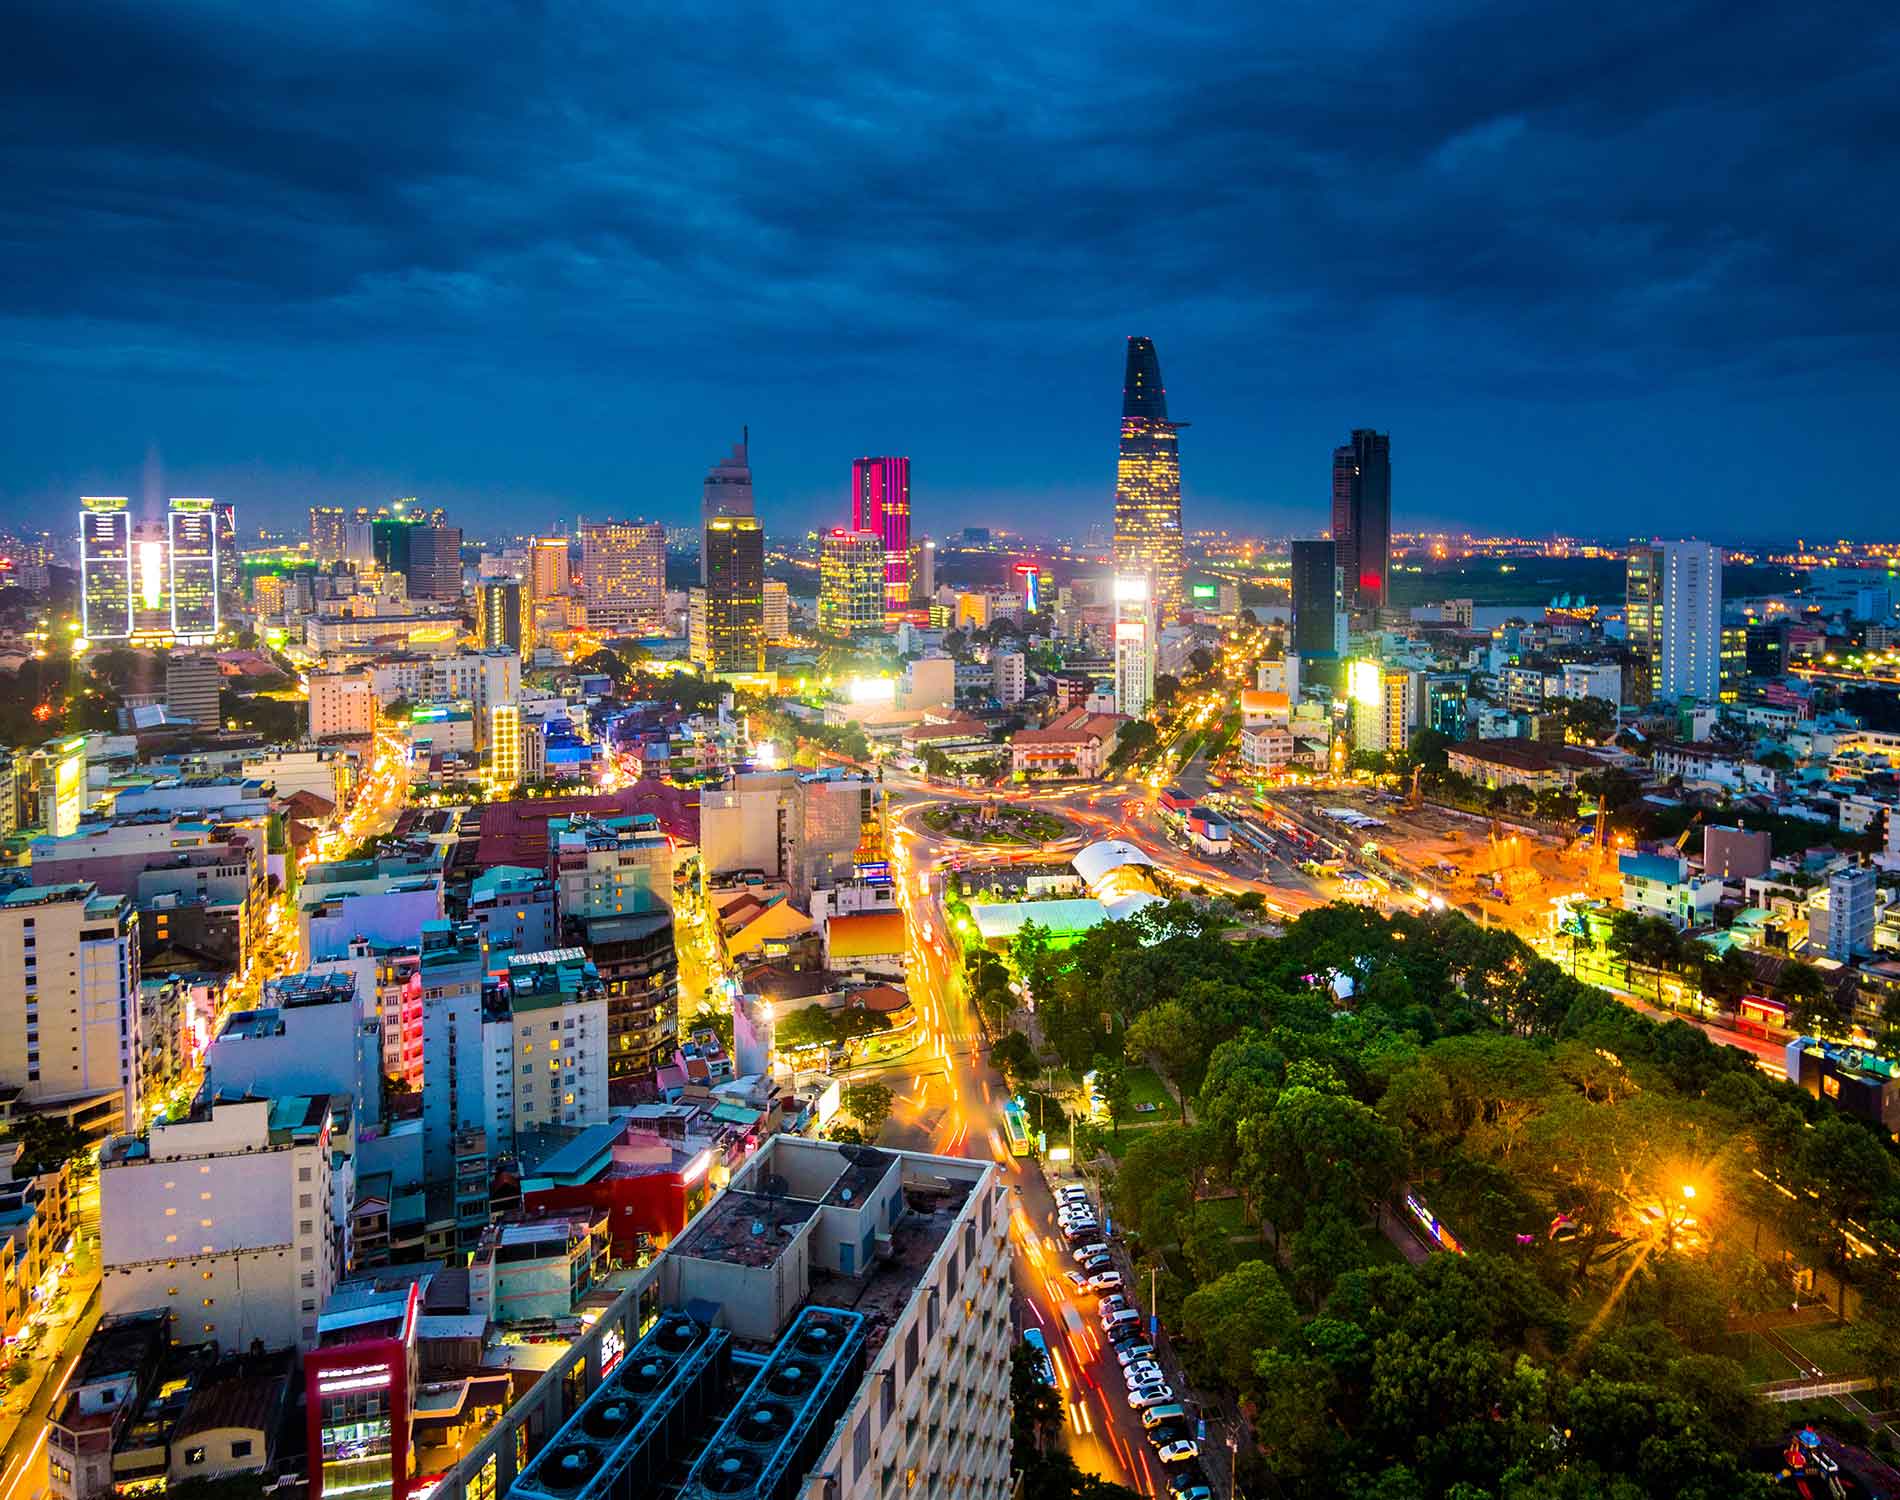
[{"left": 850, "top": 456, "right": 912, "bottom": 614}]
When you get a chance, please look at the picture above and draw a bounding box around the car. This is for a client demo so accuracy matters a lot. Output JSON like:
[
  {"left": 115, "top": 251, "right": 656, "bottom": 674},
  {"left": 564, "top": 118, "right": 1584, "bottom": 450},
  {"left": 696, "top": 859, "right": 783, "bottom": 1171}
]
[
  {"left": 1058, "top": 1215, "right": 1098, "bottom": 1233},
  {"left": 1062, "top": 1269, "right": 1089, "bottom": 1292},
  {"left": 1157, "top": 1441, "right": 1201, "bottom": 1465},
  {"left": 1071, "top": 1242, "right": 1109, "bottom": 1264},
  {"left": 1083, "top": 1255, "right": 1115, "bottom": 1275},
  {"left": 1107, "top": 1326, "right": 1146, "bottom": 1349},
  {"left": 1146, "top": 1424, "right": 1189, "bottom": 1448},
  {"left": 1123, "top": 1362, "right": 1164, "bottom": 1387},
  {"left": 1128, "top": 1384, "right": 1176, "bottom": 1410},
  {"left": 1167, "top": 1474, "right": 1212, "bottom": 1500},
  {"left": 1057, "top": 1206, "right": 1096, "bottom": 1223},
  {"left": 1086, "top": 1271, "right": 1123, "bottom": 1293},
  {"left": 1062, "top": 1224, "right": 1101, "bottom": 1242},
  {"left": 1099, "top": 1291, "right": 1130, "bottom": 1313},
  {"left": 1115, "top": 1343, "right": 1156, "bottom": 1367},
  {"left": 1056, "top": 1185, "right": 1091, "bottom": 1203}
]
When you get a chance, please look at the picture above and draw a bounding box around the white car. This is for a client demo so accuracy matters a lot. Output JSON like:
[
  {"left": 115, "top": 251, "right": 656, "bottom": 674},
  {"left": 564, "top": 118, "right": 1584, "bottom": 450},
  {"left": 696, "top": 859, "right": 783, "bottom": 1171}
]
[
  {"left": 1086, "top": 1271, "right": 1123, "bottom": 1293},
  {"left": 1115, "top": 1344, "right": 1156, "bottom": 1368},
  {"left": 1157, "top": 1441, "right": 1201, "bottom": 1465},
  {"left": 1071, "top": 1243, "right": 1109, "bottom": 1264},
  {"left": 1062, "top": 1269, "right": 1089, "bottom": 1293},
  {"left": 1128, "top": 1384, "right": 1175, "bottom": 1410},
  {"left": 1123, "top": 1362, "right": 1164, "bottom": 1388}
]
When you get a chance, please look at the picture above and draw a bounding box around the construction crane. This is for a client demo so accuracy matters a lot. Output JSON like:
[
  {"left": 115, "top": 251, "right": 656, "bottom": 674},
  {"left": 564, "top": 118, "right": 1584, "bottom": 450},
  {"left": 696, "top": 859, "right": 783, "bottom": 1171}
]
[
  {"left": 1673, "top": 809, "right": 1705, "bottom": 854},
  {"left": 1409, "top": 763, "right": 1424, "bottom": 809}
]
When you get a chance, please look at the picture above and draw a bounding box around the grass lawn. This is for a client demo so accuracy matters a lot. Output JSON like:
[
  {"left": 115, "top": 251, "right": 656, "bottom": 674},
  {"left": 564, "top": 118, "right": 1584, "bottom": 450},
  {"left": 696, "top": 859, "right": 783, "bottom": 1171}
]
[
  {"left": 1701, "top": 1331, "right": 1802, "bottom": 1385},
  {"left": 1102, "top": 1119, "right": 1169, "bottom": 1159},
  {"left": 1195, "top": 1197, "right": 1254, "bottom": 1235},
  {"left": 1122, "top": 1065, "right": 1177, "bottom": 1117},
  {"left": 1783, "top": 1323, "right": 1864, "bottom": 1376}
]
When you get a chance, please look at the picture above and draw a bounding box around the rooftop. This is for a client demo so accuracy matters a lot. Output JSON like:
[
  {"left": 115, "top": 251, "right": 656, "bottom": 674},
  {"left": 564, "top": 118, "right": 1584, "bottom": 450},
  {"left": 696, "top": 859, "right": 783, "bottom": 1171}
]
[
  {"left": 1447, "top": 738, "right": 1604, "bottom": 773},
  {"left": 261, "top": 969, "right": 358, "bottom": 1008},
  {"left": 825, "top": 909, "right": 906, "bottom": 959},
  {"left": 667, "top": 1189, "right": 820, "bottom": 1269}
]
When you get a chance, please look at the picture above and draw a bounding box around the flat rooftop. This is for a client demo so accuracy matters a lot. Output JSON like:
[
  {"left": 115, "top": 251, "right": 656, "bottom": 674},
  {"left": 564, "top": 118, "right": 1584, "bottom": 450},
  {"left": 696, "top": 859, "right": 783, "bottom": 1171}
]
[
  {"left": 668, "top": 1189, "right": 820, "bottom": 1269},
  {"left": 810, "top": 1172, "right": 978, "bottom": 1361}
]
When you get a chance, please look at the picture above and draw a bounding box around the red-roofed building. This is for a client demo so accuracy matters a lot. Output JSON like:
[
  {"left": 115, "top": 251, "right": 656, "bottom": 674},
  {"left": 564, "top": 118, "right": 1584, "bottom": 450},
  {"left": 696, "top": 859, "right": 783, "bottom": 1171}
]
[
  {"left": 1009, "top": 709, "right": 1129, "bottom": 779},
  {"left": 476, "top": 783, "right": 699, "bottom": 871}
]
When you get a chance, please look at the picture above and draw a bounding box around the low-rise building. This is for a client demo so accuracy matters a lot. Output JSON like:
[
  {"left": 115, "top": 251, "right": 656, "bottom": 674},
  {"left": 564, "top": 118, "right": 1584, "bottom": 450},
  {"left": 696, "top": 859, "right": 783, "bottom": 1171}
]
[
  {"left": 1445, "top": 738, "right": 1603, "bottom": 793},
  {"left": 1008, "top": 708, "right": 1127, "bottom": 779},
  {"left": 1618, "top": 850, "right": 1724, "bottom": 930}
]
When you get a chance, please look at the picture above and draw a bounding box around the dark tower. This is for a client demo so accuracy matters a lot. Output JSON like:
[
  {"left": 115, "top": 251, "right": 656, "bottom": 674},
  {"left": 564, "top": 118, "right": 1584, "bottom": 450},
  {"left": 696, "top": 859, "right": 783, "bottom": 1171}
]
[{"left": 1330, "top": 429, "right": 1391, "bottom": 615}]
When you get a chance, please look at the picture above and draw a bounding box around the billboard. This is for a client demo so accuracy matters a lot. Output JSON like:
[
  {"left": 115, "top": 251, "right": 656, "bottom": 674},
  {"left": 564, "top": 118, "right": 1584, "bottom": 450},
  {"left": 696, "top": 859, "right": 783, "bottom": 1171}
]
[{"left": 1347, "top": 659, "right": 1383, "bottom": 709}]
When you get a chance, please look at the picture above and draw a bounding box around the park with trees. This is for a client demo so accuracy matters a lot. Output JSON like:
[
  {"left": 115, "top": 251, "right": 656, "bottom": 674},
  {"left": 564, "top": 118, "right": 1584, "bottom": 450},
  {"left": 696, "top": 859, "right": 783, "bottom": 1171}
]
[{"left": 986, "top": 896, "right": 1900, "bottom": 1497}]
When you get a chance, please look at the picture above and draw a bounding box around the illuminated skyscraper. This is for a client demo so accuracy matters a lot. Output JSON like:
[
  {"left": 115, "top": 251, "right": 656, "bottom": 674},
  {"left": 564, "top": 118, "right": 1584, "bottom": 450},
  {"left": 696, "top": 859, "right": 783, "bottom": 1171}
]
[
  {"left": 309, "top": 505, "right": 347, "bottom": 564},
  {"left": 530, "top": 536, "right": 569, "bottom": 599},
  {"left": 214, "top": 501, "right": 239, "bottom": 619},
  {"left": 477, "top": 576, "right": 527, "bottom": 655},
  {"left": 851, "top": 456, "right": 912, "bottom": 614},
  {"left": 80, "top": 496, "right": 133, "bottom": 641},
  {"left": 1627, "top": 540, "right": 1722, "bottom": 704},
  {"left": 697, "top": 515, "right": 765, "bottom": 673},
  {"left": 1112, "top": 337, "right": 1184, "bottom": 622},
  {"left": 763, "top": 580, "right": 791, "bottom": 644},
  {"left": 167, "top": 497, "right": 220, "bottom": 642},
  {"left": 407, "top": 524, "right": 463, "bottom": 602},
  {"left": 819, "top": 528, "right": 885, "bottom": 635},
  {"left": 701, "top": 433, "right": 755, "bottom": 588},
  {"left": 580, "top": 520, "right": 664, "bottom": 634},
  {"left": 1113, "top": 574, "right": 1155, "bottom": 718},
  {"left": 1330, "top": 429, "right": 1391, "bottom": 615}
]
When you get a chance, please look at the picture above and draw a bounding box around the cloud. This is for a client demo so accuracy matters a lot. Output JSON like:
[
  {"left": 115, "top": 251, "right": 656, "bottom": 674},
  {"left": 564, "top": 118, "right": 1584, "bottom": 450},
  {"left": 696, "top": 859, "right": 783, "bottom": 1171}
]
[{"left": 0, "top": 0, "right": 1896, "bottom": 533}]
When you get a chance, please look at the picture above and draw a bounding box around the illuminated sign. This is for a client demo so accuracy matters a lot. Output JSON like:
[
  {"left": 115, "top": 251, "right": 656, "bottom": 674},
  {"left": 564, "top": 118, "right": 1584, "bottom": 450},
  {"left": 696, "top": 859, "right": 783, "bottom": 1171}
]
[
  {"left": 138, "top": 540, "right": 165, "bottom": 610},
  {"left": 846, "top": 675, "right": 896, "bottom": 705},
  {"left": 317, "top": 1364, "right": 393, "bottom": 1395},
  {"left": 1113, "top": 575, "right": 1149, "bottom": 603},
  {"left": 1191, "top": 583, "right": 1218, "bottom": 600},
  {"left": 1347, "top": 660, "right": 1383, "bottom": 709},
  {"left": 1014, "top": 563, "right": 1041, "bottom": 614}
]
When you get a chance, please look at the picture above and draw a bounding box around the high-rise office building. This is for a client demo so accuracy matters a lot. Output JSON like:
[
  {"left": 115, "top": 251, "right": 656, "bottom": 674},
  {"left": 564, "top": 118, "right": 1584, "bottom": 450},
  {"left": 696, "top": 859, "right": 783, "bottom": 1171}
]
[
  {"left": 80, "top": 496, "right": 133, "bottom": 641},
  {"left": 477, "top": 577, "right": 527, "bottom": 654},
  {"left": 1627, "top": 540, "right": 1722, "bottom": 704},
  {"left": 309, "top": 505, "right": 347, "bottom": 563},
  {"left": 164, "top": 654, "right": 223, "bottom": 727},
  {"left": 530, "top": 536, "right": 569, "bottom": 599},
  {"left": 917, "top": 536, "right": 937, "bottom": 601},
  {"left": 1112, "top": 337, "right": 1184, "bottom": 622},
  {"left": 1331, "top": 429, "right": 1392, "bottom": 615},
  {"left": 1289, "top": 538, "right": 1344, "bottom": 658},
  {"left": 696, "top": 516, "right": 765, "bottom": 673},
  {"left": 851, "top": 456, "right": 912, "bottom": 614},
  {"left": 1113, "top": 574, "right": 1155, "bottom": 718},
  {"left": 700, "top": 433, "right": 755, "bottom": 584},
  {"left": 214, "top": 500, "right": 239, "bottom": 619},
  {"left": 167, "top": 497, "right": 220, "bottom": 642},
  {"left": 762, "top": 579, "right": 791, "bottom": 644},
  {"left": 407, "top": 524, "right": 463, "bottom": 602},
  {"left": 580, "top": 520, "right": 665, "bottom": 635},
  {"left": 819, "top": 528, "right": 885, "bottom": 636}
]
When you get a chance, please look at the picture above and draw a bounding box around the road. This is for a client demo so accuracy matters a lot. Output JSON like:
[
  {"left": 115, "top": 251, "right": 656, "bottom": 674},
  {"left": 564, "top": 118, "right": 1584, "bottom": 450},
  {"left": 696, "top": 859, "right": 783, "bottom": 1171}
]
[
  {"left": 0, "top": 1286, "right": 101, "bottom": 1500},
  {"left": 877, "top": 825, "right": 1167, "bottom": 1496}
]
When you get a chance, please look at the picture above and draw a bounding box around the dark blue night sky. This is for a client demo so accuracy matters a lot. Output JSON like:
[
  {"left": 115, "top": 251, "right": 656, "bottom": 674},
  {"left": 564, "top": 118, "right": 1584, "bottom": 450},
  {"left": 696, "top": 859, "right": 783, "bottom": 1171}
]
[{"left": 2, "top": 2, "right": 1896, "bottom": 541}]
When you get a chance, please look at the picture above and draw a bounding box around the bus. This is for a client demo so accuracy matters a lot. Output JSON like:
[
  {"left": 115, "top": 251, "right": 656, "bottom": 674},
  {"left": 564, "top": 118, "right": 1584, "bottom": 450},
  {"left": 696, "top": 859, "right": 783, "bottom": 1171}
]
[
  {"left": 1023, "top": 1328, "right": 1056, "bottom": 1387},
  {"left": 1002, "top": 1099, "right": 1033, "bottom": 1157}
]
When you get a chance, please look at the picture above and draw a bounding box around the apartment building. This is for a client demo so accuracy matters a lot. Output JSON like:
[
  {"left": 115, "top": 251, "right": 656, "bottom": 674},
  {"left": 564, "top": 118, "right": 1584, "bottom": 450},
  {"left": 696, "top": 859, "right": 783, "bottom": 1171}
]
[
  {"left": 309, "top": 669, "right": 378, "bottom": 742},
  {"left": 425, "top": 1135, "right": 1010, "bottom": 1500},
  {"left": 0, "top": 878, "right": 140, "bottom": 1129},
  {"left": 99, "top": 1095, "right": 340, "bottom": 1352},
  {"left": 554, "top": 814, "right": 673, "bottom": 921},
  {"left": 700, "top": 771, "right": 882, "bottom": 904}
]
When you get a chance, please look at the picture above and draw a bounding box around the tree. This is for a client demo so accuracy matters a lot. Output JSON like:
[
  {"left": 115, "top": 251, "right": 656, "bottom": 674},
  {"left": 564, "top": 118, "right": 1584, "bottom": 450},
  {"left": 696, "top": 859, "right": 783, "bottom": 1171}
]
[
  {"left": 1124, "top": 999, "right": 1206, "bottom": 1121},
  {"left": 1011, "top": 1342, "right": 1061, "bottom": 1465},
  {"left": 1178, "top": 1258, "right": 1299, "bottom": 1397},
  {"left": 1110, "top": 720, "right": 1158, "bottom": 766},
  {"left": 990, "top": 1030, "right": 1041, "bottom": 1091},
  {"left": 1089, "top": 1053, "right": 1132, "bottom": 1138},
  {"left": 840, "top": 1082, "right": 894, "bottom": 1138},
  {"left": 1696, "top": 946, "right": 1755, "bottom": 1016},
  {"left": 1777, "top": 961, "right": 1848, "bottom": 1038},
  {"left": 1289, "top": 1206, "right": 1370, "bottom": 1309},
  {"left": 1153, "top": 673, "right": 1181, "bottom": 707},
  {"left": 824, "top": 1122, "right": 866, "bottom": 1145},
  {"left": 1236, "top": 1086, "right": 1404, "bottom": 1235},
  {"left": 0, "top": 1114, "right": 91, "bottom": 1174},
  {"left": 1188, "top": 647, "right": 1216, "bottom": 677}
]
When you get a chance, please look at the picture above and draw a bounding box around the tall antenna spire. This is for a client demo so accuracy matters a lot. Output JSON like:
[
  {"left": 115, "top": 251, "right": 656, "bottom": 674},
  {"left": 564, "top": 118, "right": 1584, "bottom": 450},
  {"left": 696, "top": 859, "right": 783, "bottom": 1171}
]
[{"left": 742, "top": 424, "right": 749, "bottom": 460}]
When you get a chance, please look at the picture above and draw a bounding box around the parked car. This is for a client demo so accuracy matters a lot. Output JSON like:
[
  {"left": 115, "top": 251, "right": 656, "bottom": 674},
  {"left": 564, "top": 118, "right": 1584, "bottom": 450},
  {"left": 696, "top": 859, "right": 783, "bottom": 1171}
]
[
  {"left": 1099, "top": 1293, "right": 1130, "bottom": 1316},
  {"left": 1168, "top": 1472, "right": 1212, "bottom": 1500},
  {"left": 1157, "top": 1441, "right": 1202, "bottom": 1465},
  {"left": 1107, "top": 1324, "right": 1146, "bottom": 1347},
  {"left": 1071, "top": 1242, "right": 1109, "bottom": 1264},
  {"left": 1128, "top": 1384, "right": 1176, "bottom": 1410},
  {"left": 1087, "top": 1271, "right": 1123, "bottom": 1293},
  {"left": 1115, "top": 1343, "right": 1156, "bottom": 1367},
  {"left": 1123, "top": 1361, "right": 1164, "bottom": 1388},
  {"left": 1084, "top": 1255, "right": 1115, "bottom": 1275},
  {"left": 1062, "top": 1269, "right": 1089, "bottom": 1293}
]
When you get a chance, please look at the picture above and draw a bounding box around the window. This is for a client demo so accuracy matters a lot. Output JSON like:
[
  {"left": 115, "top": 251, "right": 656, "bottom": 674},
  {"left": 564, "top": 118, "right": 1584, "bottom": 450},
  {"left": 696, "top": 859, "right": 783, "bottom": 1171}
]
[
  {"left": 230, "top": 1441, "right": 252, "bottom": 1459},
  {"left": 904, "top": 1327, "right": 918, "bottom": 1379},
  {"left": 184, "top": 1448, "right": 206, "bottom": 1467},
  {"left": 854, "top": 1417, "right": 871, "bottom": 1472}
]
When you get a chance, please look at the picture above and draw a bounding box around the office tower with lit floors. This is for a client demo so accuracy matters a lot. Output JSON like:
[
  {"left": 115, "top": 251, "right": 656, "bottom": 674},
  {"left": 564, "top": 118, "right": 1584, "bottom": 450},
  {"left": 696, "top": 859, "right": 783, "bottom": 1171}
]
[
  {"left": 1113, "top": 574, "right": 1155, "bottom": 718},
  {"left": 167, "top": 497, "right": 220, "bottom": 642},
  {"left": 1627, "top": 540, "right": 1723, "bottom": 704},
  {"left": 700, "top": 432, "right": 756, "bottom": 586},
  {"left": 1331, "top": 429, "right": 1392, "bottom": 615},
  {"left": 309, "top": 505, "right": 347, "bottom": 563},
  {"left": 407, "top": 524, "right": 464, "bottom": 602},
  {"left": 851, "top": 456, "right": 912, "bottom": 614},
  {"left": 80, "top": 496, "right": 133, "bottom": 640},
  {"left": 580, "top": 521, "right": 664, "bottom": 635},
  {"left": 1112, "top": 336, "right": 1185, "bottom": 621},
  {"left": 696, "top": 516, "right": 765, "bottom": 673},
  {"left": 819, "top": 529, "right": 885, "bottom": 635},
  {"left": 477, "top": 577, "right": 527, "bottom": 655}
]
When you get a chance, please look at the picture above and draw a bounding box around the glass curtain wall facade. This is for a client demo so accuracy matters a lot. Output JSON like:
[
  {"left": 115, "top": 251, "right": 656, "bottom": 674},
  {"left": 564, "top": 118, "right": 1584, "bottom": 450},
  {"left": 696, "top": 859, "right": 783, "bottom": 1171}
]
[
  {"left": 80, "top": 496, "right": 133, "bottom": 640},
  {"left": 850, "top": 456, "right": 912, "bottom": 615},
  {"left": 819, "top": 529, "right": 885, "bottom": 635},
  {"left": 1330, "top": 429, "right": 1391, "bottom": 614},
  {"left": 1112, "top": 337, "right": 1184, "bottom": 622},
  {"left": 167, "top": 497, "right": 220, "bottom": 642},
  {"left": 700, "top": 516, "right": 764, "bottom": 673}
]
